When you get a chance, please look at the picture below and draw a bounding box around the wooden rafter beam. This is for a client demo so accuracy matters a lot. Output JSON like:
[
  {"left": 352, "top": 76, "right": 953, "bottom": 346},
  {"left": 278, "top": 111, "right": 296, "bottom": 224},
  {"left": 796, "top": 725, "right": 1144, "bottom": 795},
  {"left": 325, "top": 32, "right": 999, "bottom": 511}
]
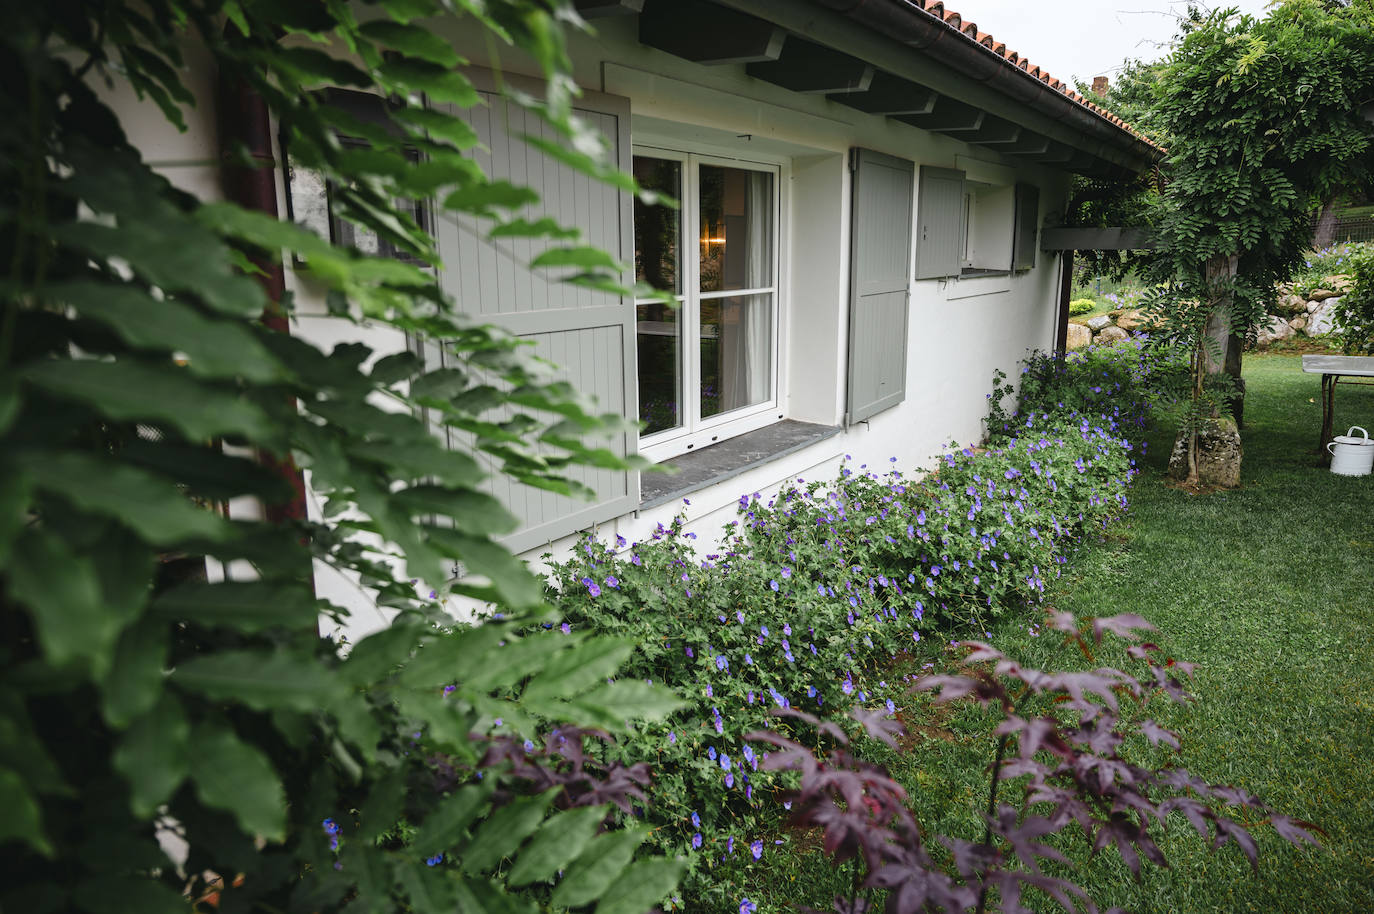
[
  {"left": 573, "top": 0, "right": 643, "bottom": 17},
  {"left": 897, "top": 97, "right": 985, "bottom": 133},
  {"left": 747, "top": 36, "right": 874, "bottom": 94},
  {"left": 639, "top": 0, "right": 785, "bottom": 65},
  {"left": 830, "top": 70, "right": 936, "bottom": 115}
]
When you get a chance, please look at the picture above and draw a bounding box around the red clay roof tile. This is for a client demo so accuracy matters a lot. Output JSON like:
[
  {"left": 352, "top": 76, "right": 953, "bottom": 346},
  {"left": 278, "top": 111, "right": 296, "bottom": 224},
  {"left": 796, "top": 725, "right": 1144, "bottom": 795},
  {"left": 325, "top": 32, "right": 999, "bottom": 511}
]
[{"left": 912, "top": 1, "right": 1153, "bottom": 145}]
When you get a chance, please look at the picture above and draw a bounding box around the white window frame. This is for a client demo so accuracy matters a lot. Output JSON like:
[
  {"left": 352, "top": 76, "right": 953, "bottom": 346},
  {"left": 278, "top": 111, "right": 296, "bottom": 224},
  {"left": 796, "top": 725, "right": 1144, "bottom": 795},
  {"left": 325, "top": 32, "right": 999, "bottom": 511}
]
[{"left": 633, "top": 144, "right": 787, "bottom": 463}]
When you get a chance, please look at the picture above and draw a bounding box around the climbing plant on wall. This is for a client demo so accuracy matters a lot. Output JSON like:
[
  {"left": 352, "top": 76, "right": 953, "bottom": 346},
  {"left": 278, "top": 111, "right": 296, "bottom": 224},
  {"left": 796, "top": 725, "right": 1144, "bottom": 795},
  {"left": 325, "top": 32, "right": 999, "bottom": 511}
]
[{"left": 0, "top": 1, "right": 684, "bottom": 912}]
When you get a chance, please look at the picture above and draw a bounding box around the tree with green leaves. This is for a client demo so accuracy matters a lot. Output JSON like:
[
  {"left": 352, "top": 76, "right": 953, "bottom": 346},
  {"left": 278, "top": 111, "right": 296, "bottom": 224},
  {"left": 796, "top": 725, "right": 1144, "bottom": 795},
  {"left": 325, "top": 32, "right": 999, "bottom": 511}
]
[
  {"left": 0, "top": 1, "right": 685, "bottom": 912},
  {"left": 1136, "top": 0, "right": 1374, "bottom": 483}
]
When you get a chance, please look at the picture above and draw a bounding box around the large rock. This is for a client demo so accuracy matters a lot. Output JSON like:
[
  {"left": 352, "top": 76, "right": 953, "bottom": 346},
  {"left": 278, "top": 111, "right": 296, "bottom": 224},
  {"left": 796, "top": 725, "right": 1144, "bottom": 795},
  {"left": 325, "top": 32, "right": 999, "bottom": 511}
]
[
  {"left": 1306, "top": 299, "right": 1340, "bottom": 336},
  {"left": 1255, "top": 314, "right": 1294, "bottom": 347},
  {"left": 1320, "top": 274, "right": 1353, "bottom": 293},
  {"left": 1278, "top": 293, "right": 1307, "bottom": 314},
  {"left": 1307, "top": 288, "right": 1337, "bottom": 301},
  {"left": 1290, "top": 316, "right": 1306, "bottom": 332},
  {"left": 1168, "top": 417, "right": 1242, "bottom": 488},
  {"left": 1115, "top": 309, "right": 1146, "bottom": 331},
  {"left": 1086, "top": 315, "right": 1113, "bottom": 331},
  {"left": 1305, "top": 299, "right": 1322, "bottom": 313},
  {"left": 1096, "top": 325, "right": 1129, "bottom": 344},
  {"left": 1066, "top": 322, "right": 1093, "bottom": 351}
]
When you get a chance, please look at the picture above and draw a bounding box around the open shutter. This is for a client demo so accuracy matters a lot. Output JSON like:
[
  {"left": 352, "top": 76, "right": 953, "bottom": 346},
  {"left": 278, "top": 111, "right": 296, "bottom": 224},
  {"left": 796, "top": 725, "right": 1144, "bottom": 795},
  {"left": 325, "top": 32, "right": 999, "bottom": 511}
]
[
  {"left": 1011, "top": 182, "right": 1039, "bottom": 272},
  {"left": 847, "top": 148, "right": 914, "bottom": 424},
  {"left": 432, "top": 81, "right": 637, "bottom": 554},
  {"left": 914, "top": 165, "right": 965, "bottom": 280}
]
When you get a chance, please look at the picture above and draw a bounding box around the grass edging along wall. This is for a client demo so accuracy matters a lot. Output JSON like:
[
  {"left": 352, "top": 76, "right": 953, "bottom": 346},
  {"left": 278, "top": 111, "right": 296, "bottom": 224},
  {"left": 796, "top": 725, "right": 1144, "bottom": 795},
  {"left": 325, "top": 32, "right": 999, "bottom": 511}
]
[{"left": 542, "top": 393, "right": 1138, "bottom": 892}]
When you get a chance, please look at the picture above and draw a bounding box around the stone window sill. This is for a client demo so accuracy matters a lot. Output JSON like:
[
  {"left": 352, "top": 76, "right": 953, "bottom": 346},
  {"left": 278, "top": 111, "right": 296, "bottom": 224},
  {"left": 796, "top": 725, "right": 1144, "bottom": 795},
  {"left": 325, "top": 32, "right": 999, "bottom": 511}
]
[{"left": 638, "top": 420, "right": 841, "bottom": 510}]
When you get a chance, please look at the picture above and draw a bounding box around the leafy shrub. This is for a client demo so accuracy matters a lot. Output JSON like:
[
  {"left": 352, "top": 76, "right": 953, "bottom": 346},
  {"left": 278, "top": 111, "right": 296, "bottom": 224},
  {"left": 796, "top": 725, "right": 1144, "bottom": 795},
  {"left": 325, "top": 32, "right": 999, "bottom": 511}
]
[
  {"left": 1332, "top": 246, "right": 1374, "bottom": 354},
  {"left": 1290, "top": 242, "right": 1371, "bottom": 298},
  {"left": 754, "top": 612, "right": 1318, "bottom": 914},
  {"left": 547, "top": 410, "right": 1136, "bottom": 904},
  {"left": 0, "top": 2, "right": 688, "bottom": 913},
  {"left": 1068, "top": 298, "right": 1096, "bottom": 315},
  {"left": 986, "top": 341, "right": 1189, "bottom": 445}
]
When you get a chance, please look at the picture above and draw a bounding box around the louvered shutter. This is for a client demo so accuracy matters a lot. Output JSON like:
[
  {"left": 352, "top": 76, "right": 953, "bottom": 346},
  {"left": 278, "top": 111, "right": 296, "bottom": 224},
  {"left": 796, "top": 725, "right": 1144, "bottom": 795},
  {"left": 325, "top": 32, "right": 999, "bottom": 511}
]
[
  {"left": 1012, "top": 182, "right": 1039, "bottom": 272},
  {"left": 914, "top": 165, "right": 965, "bottom": 280},
  {"left": 846, "top": 148, "right": 915, "bottom": 424},
  {"left": 432, "top": 82, "right": 637, "bottom": 554}
]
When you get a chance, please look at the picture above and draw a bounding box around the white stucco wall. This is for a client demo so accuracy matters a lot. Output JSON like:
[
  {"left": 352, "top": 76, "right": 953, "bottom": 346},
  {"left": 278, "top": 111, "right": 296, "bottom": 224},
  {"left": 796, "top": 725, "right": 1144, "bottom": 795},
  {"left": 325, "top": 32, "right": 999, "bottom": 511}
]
[{"left": 100, "top": 17, "right": 1076, "bottom": 645}]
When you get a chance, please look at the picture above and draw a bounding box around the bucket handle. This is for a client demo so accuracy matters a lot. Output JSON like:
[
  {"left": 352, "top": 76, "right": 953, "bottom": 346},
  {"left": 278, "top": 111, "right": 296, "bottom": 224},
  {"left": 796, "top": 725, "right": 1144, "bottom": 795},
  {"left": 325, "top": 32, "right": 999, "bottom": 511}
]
[
  {"left": 1327, "top": 441, "right": 1336, "bottom": 455},
  {"left": 1347, "top": 426, "right": 1369, "bottom": 441}
]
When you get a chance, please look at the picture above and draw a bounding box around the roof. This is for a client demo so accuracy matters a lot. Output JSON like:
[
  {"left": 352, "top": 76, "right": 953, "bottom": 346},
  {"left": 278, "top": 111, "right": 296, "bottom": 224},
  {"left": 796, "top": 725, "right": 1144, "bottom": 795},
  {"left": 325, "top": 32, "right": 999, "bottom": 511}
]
[{"left": 908, "top": 0, "right": 1155, "bottom": 148}]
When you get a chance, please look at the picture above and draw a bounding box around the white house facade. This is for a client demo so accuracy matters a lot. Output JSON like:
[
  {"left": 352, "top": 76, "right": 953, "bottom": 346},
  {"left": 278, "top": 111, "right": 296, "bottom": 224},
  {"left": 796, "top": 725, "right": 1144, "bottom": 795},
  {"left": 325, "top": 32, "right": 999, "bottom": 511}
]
[{"left": 102, "top": 0, "right": 1159, "bottom": 641}]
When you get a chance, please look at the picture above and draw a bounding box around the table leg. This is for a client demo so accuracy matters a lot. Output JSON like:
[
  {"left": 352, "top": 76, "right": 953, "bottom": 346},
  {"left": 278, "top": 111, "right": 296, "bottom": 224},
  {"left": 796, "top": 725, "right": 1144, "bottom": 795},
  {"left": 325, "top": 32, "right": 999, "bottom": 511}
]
[{"left": 1319, "top": 374, "right": 1339, "bottom": 462}]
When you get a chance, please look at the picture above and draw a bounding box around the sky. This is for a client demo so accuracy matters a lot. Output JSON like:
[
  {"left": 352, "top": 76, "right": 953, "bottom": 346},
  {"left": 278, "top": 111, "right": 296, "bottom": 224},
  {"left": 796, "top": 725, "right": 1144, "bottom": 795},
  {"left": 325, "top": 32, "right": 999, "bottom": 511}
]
[{"left": 939, "top": 0, "right": 1277, "bottom": 88}]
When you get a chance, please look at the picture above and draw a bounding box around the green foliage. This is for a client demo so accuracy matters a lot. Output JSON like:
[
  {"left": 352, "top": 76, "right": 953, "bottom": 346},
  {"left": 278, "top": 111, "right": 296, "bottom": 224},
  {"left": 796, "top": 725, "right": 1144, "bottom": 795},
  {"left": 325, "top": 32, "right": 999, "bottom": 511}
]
[
  {"left": 1332, "top": 245, "right": 1374, "bottom": 353},
  {"left": 986, "top": 340, "right": 1191, "bottom": 442},
  {"left": 1069, "top": 297, "right": 1096, "bottom": 315},
  {"left": 1288, "top": 240, "right": 1369, "bottom": 298},
  {"left": 1146, "top": 1, "right": 1374, "bottom": 335},
  {"left": 546, "top": 396, "right": 1136, "bottom": 906},
  {"left": 0, "top": 1, "right": 685, "bottom": 913}
]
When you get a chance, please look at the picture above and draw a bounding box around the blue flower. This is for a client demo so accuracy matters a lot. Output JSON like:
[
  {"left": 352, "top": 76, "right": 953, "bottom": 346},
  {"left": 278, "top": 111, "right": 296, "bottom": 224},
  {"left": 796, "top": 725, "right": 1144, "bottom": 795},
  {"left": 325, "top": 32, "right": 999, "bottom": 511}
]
[
  {"left": 769, "top": 579, "right": 779, "bottom": 591},
  {"left": 751, "top": 840, "right": 763, "bottom": 860},
  {"left": 425, "top": 853, "right": 444, "bottom": 867},
  {"left": 693, "top": 833, "right": 703, "bottom": 848},
  {"left": 741, "top": 899, "right": 757, "bottom": 914},
  {"left": 581, "top": 576, "right": 601, "bottom": 598},
  {"left": 708, "top": 746, "right": 718, "bottom": 760},
  {"left": 692, "top": 811, "right": 701, "bottom": 828},
  {"left": 715, "top": 655, "right": 728, "bottom": 671}
]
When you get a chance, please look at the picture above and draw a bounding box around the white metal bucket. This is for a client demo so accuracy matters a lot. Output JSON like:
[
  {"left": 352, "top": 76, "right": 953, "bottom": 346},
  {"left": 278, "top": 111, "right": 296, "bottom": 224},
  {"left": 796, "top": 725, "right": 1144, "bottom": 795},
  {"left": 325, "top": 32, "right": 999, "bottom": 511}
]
[{"left": 1327, "top": 426, "right": 1374, "bottom": 476}]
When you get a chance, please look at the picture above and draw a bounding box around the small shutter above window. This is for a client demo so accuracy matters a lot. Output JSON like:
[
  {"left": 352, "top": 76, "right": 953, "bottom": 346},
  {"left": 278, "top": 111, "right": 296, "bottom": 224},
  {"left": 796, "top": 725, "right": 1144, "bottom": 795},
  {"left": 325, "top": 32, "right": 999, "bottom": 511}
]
[
  {"left": 914, "top": 166, "right": 965, "bottom": 280},
  {"left": 1012, "top": 182, "right": 1039, "bottom": 272},
  {"left": 847, "top": 148, "right": 914, "bottom": 424}
]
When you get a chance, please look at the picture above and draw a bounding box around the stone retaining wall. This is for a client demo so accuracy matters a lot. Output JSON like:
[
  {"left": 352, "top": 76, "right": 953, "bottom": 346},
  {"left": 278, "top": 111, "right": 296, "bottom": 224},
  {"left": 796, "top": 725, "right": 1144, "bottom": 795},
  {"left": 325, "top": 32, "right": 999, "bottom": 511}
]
[{"left": 1065, "top": 272, "right": 1352, "bottom": 351}]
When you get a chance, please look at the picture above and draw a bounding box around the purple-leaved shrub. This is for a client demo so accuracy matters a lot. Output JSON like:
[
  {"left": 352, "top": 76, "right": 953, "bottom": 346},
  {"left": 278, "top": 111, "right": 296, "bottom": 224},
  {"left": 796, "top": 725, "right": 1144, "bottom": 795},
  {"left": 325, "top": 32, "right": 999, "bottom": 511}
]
[{"left": 750, "top": 612, "right": 1319, "bottom": 914}]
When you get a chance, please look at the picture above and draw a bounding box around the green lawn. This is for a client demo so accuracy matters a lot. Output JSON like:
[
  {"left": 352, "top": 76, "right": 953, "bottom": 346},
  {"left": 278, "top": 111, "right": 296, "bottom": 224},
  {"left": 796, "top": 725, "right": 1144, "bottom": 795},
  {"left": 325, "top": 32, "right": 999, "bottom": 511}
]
[{"left": 740, "top": 352, "right": 1374, "bottom": 913}]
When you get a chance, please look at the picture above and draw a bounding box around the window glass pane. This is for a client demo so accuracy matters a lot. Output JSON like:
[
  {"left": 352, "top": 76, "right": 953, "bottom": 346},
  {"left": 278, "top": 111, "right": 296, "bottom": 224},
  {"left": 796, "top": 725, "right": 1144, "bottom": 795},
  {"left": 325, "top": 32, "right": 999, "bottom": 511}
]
[
  {"left": 637, "top": 301, "right": 681, "bottom": 435},
  {"left": 633, "top": 157, "right": 682, "bottom": 295},
  {"left": 699, "top": 165, "right": 773, "bottom": 294},
  {"left": 700, "top": 293, "right": 772, "bottom": 418}
]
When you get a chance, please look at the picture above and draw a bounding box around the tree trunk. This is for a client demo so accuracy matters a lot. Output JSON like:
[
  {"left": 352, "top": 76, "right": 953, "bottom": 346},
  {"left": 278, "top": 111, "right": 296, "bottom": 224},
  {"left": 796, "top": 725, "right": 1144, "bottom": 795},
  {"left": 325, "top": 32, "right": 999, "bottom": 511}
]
[
  {"left": 1202, "top": 254, "right": 1243, "bottom": 420},
  {"left": 1312, "top": 198, "right": 1339, "bottom": 251}
]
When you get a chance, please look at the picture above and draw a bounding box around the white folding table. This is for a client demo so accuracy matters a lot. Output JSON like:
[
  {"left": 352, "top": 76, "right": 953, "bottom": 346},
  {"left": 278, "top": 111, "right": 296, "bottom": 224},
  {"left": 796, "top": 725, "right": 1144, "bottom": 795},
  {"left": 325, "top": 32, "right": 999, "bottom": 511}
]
[{"left": 1301, "top": 355, "right": 1374, "bottom": 458}]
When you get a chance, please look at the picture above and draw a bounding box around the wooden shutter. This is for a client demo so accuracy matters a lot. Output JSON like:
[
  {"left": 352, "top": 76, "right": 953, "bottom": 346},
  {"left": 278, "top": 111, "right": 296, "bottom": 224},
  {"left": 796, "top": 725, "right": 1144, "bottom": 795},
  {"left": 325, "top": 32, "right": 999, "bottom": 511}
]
[
  {"left": 914, "top": 165, "right": 965, "bottom": 280},
  {"left": 432, "top": 79, "right": 637, "bottom": 554},
  {"left": 847, "top": 148, "right": 914, "bottom": 424},
  {"left": 1012, "top": 182, "right": 1039, "bottom": 272}
]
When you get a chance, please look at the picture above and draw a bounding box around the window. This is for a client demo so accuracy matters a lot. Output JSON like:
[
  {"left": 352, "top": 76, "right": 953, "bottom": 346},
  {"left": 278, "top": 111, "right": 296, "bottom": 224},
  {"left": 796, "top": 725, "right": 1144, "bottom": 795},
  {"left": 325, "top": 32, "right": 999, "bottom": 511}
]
[
  {"left": 281, "top": 89, "right": 430, "bottom": 266},
  {"left": 960, "top": 182, "right": 1015, "bottom": 276},
  {"left": 633, "top": 151, "right": 781, "bottom": 460},
  {"left": 916, "top": 166, "right": 1039, "bottom": 279}
]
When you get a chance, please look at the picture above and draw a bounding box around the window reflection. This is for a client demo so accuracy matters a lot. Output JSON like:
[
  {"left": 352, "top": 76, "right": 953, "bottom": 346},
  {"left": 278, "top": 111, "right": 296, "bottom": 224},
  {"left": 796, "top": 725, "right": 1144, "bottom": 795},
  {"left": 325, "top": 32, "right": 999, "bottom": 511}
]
[
  {"left": 633, "top": 156, "right": 683, "bottom": 435},
  {"left": 699, "top": 166, "right": 773, "bottom": 294},
  {"left": 700, "top": 294, "right": 772, "bottom": 418}
]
